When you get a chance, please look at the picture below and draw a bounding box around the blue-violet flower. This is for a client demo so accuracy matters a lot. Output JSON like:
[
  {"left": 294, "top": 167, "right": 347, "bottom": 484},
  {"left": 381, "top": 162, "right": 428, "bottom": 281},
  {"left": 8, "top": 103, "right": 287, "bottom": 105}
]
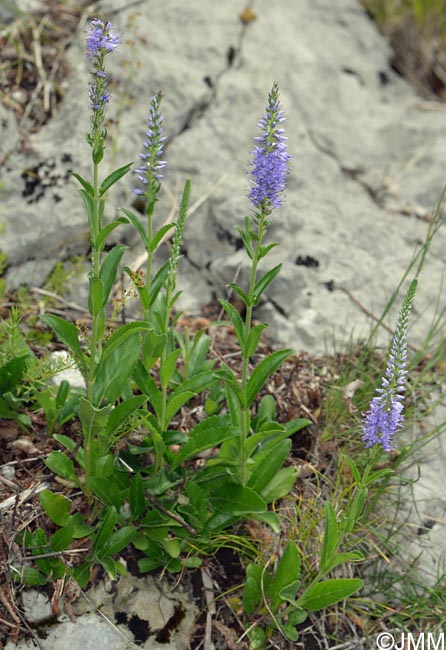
[
  {"left": 361, "top": 279, "right": 417, "bottom": 451},
  {"left": 86, "top": 18, "right": 120, "bottom": 59},
  {"left": 85, "top": 19, "right": 119, "bottom": 160},
  {"left": 134, "top": 92, "right": 167, "bottom": 196},
  {"left": 248, "top": 82, "right": 291, "bottom": 211}
]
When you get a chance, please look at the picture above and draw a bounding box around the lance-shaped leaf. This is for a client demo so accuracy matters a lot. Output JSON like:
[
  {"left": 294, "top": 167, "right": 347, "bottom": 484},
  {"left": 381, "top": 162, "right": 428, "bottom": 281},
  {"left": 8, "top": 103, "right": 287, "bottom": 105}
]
[
  {"left": 320, "top": 502, "right": 339, "bottom": 573},
  {"left": 253, "top": 263, "right": 282, "bottom": 304},
  {"left": 93, "top": 334, "right": 140, "bottom": 406},
  {"left": 219, "top": 299, "right": 245, "bottom": 348},
  {"left": 99, "top": 244, "right": 127, "bottom": 307},
  {"left": 71, "top": 172, "right": 94, "bottom": 197},
  {"left": 170, "top": 415, "right": 237, "bottom": 470},
  {"left": 210, "top": 483, "right": 266, "bottom": 515},
  {"left": 40, "top": 315, "right": 86, "bottom": 375},
  {"left": 297, "top": 578, "right": 363, "bottom": 611},
  {"left": 121, "top": 208, "right": 149, "bottom": 248},
  {"left": 247, "top": 349, "right": 292, "bottom": 407},
  {"left": 96, "top": 217, "right": 129, "bottom": 252},
  {"left": 99, "top": 162, "right": 133, "bottom": 196}
]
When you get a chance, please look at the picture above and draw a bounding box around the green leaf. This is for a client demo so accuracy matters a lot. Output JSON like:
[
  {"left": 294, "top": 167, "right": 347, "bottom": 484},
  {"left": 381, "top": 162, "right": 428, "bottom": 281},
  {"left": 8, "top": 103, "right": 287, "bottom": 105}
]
[
  {"left": 261, "top": 466, "right": 299, "bottom": 503},
  {"left": 106, "top": 395, "right": 147, "bottom": 436},
  {"left": 253, "top": 264, "right": 282, "bottom": 303},
  {"left": 279, "top": 580, "right": 303, "bottom": 604},
  {"left": 165, "top": 371, "right": 216, "bottom": 423},
  {"left": 99, "top": 162, "right": 133, "bottom": 196},
  {"left": 40, "top": 490, "right": 71, "bottom": 527},
  {"left": 98, "top": 556, "right": 118, "bottom": 580},
  {"left": 210, "top": 483, "right": 267, "bottom": 515},
  {"left": 15, "top": 567, "right": 47, "bottom": 586},
  {"left": 237, "top": 218, "right": 255, "bottom": 259},
  {"left": 93, "top": 333, "right": 140, "bottom": 406},
  {"left": 243, "top": 564, "right": 262, "bottom": 614},
  {"left": 0, "top": 356, "right": 28, "bottom": 392},
  {"left": 322, "top": 551, "right": 365, "bottom": 573},
  {"left": 270, "top": 542, "right": 301, "bottom": 610},
  {"left": 133, "top": 361, "right": 162, "bottom": 419},
  {"left": 102, "top": 321, "right": 151, "bottom": 362},
  {"left": 161, "top": 536, "right": 181, "bottom": 558},
  {"left": 252, "top": 394, "right": 276, "bottom": 431},
  {"left": 281, "top": 625, "right": 299, "bottom": 642},
  {"left": 285, "top": 418, "right": 311, "bottom": 435},
  {"left": 341, "top": 487, "right": 368, "bottom": 533},
  {"left": 287, "top": 608, "right": 308, "bottom": 625},
  {"left": 120, "top": 208, "right": 149, "bottom": 248},
  {"left": 101, "top": 526, "right": 136, "bottom": 556},
  {"left": 258, "top": 242, "right": 278, "bottom": 259},
  {"left": 165, "top": 391, "right": 195, "bottom": 424},
  {"left": 53, "top": 434, "right": 84, "bottom": 468},
  {"left": 250, "top": 511, "right": 281, "bottom": 533},
  {"left": 363, "top": 469, "right": 394, "bottom": 487},
  {"left": 215, "top": 363, "right": 246, "bottom": 409},
  {"left": 248, "top": 439, "right": 290, "bottom": 492},
  {"left": 93, "top": 506, "right": 117, "bottom": 553},
  {"left": 171, "top": 415, "right": 237, "bottom": 470},
  {"left": 78, "top": 188, "right": 94, "bottom": 235},
  {"left": 45, "top": 451, "right": 80, "bottom": 487},
  {"left": 40, "top": 315, "right": 85, "bottom": 374},
  {"left": 71, "top": 172, "right": 94, "bottom": 196},
  {"left": 149, "top": 223, "right": 176, "bottom": 253},
  {"left": 96, "top": 217, "right": 129, "bottom": 252},
  {"left": 247, "top": 627, "right": 266, "bottom": 649},
  {"left": 92, "top": 453, "right": 115, "bottom": 479},
  {"left": 320, "top": 502, "right": 339, "bottom": 573},
  {"left": 218, "top": 299, "right": 244, "bottom": 348},
  {"left": 49, "top": 527, "right": 74, "bottom": 552},
  {"left": 247, "top": 349, "right": 292, "bottom": 407},
  {"left": 55, "top": 380, "right": 70, "bottom": 409},
  {"left": 297, "top": 578, "right": 363, "bottom": 611},
  {"left": 130, "top": 474, "right": 146, "bottom": 519},
  {"left": 99, "top": 244, "right": 127, "bottom": 307},
  {"left": 89, "top": 478, "right": 124, "bottom": 509},
  {"left": 141, "top": 329, "right": 167, "bottom": 371},
  {"left": 88, "top": 275, "right": 104, "bottom": 317},
  {"left": 68, "top": 513, "right": 92, "bottom": 538},
  {"left": 79, "top": 398, "right": 111, "bottom": 440},
  {"left": 246, "top": 322, "right": 268, "bottom": 358},
  {"left": 227, "top": 283, "right": 251, "bottom": 307},
  {"left": 148, "top": 261, "right": 170, "bottom": 307},
  {"left": 342, "top": 455, "right": 361, "bottom": 483},
  {"left": 160, "top": 349, "right": 182, "bottom": 389}
]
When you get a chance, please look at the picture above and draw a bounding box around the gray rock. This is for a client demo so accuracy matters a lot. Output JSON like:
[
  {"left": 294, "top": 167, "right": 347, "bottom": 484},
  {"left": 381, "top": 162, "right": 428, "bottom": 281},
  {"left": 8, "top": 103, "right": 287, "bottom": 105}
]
[
  {"left": 50, "top": 350, "right": 86, "bottom": 390},
  {"left": 1, "top": 0, "right": 445, "bottom": 355},
  {"left": 6, "top": 574, "right": 196, "bottom": 650}
]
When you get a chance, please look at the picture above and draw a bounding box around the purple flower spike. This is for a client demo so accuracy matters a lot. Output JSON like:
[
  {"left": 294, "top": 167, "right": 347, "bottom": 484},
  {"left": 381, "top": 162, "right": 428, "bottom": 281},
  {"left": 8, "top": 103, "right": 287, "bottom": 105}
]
[
  {"left": 248, "top": 82, "right": 291, "bottom": 211},
  {"left": 361, "top": 279, "right": 417, "bottom": 452},
  {"left": 86, "top": 19, "right": 120, "bottom": 59},
  {"left": 134, "top": 92, "right": 167, "bottom": 196},
  {"left": 85, "top": 18, "right": 119, "bottom": 160}
]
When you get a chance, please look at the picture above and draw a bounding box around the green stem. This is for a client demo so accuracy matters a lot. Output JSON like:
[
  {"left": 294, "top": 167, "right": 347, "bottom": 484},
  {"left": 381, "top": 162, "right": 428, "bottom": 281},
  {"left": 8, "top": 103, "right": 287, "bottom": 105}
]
[
  {"left": 85, "top": 162, "right": 102, "bottom": 495},
  {"left": 240, "top": 211, "right": 267, "bottom": 484},
  {"left": 144, "top": 201, "right": 154, "bottom": 322},
  {"left": 87, "top": 162, "right": 100, "bottom": 402}
]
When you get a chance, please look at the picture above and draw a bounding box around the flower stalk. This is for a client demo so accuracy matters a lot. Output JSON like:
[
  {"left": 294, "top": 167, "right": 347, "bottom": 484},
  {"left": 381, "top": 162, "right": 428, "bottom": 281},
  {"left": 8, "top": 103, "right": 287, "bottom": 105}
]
[
  {"left": 361, "top": 278, "right": 417, "bottom": 451},
  {"left": 238, "top": 82, "right": 291, "bottom": 483}
]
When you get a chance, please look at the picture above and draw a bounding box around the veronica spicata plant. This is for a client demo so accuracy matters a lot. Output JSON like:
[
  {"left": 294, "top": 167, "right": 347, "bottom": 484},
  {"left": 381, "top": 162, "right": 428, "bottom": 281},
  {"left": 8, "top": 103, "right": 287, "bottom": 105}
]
[
  {"left": 241, "top": 281, "right": 418, "bottom": 646},
  {"left": 41, "top": 19, "right": 147, "bottom": 503},
  {"left": 197, "top": 83, "right": 311, "bottom": 528}
]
